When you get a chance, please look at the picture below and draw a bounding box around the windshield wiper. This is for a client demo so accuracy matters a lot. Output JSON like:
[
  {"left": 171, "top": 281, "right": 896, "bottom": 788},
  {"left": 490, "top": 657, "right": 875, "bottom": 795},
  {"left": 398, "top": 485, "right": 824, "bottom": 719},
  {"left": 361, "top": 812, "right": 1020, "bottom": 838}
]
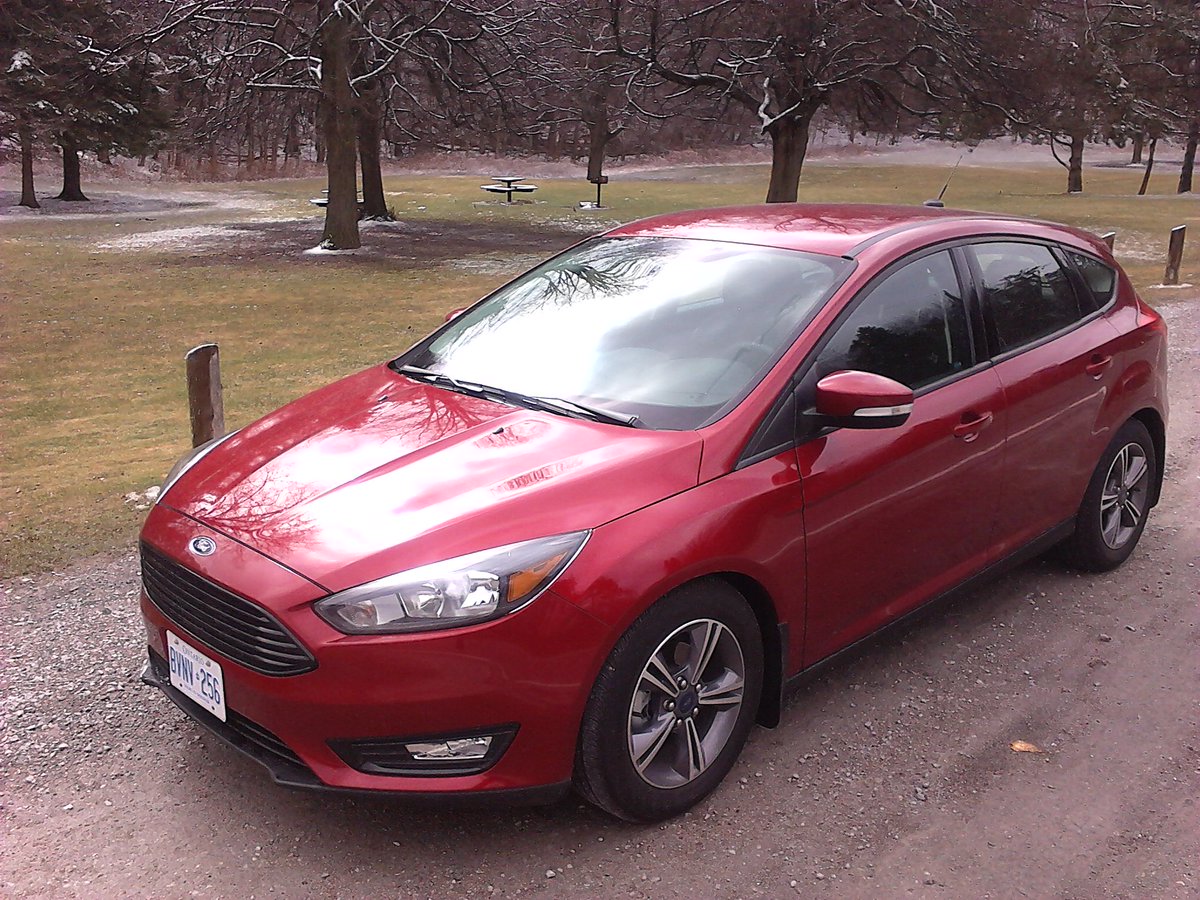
[
  {"left": 517, "top": 393, "right": 641, "bottom": 427},
  {"left": 396, "top": 365, "right": 472, "bottom": 393},
  {"left": 396, "top": 365, "right": 640, "bottom": 427}
]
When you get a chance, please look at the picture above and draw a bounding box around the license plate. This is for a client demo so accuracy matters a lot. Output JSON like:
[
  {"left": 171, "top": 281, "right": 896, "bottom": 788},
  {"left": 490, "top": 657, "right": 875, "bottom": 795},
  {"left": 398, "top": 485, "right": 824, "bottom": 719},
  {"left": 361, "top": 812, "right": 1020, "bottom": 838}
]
[{"left": 167, "top": 631, "right": 227, "bottom": 722}]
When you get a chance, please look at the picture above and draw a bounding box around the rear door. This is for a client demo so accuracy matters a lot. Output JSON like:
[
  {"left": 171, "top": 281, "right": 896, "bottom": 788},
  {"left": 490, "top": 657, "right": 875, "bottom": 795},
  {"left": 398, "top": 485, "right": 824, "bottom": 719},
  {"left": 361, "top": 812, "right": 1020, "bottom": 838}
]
[
  {"left": 797, "top": 248, "right": 1006, "bottom": 666},
  {"left": 966, "top": 241, "right": 1123, "bottom": 556}
]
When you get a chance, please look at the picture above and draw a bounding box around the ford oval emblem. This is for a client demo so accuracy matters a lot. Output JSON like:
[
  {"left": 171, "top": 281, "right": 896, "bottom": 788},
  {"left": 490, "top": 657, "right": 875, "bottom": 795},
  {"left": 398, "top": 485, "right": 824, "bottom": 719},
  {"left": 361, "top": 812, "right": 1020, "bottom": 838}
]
[{"left": 189, "top": 536, "right": 217, "bottom": 557}]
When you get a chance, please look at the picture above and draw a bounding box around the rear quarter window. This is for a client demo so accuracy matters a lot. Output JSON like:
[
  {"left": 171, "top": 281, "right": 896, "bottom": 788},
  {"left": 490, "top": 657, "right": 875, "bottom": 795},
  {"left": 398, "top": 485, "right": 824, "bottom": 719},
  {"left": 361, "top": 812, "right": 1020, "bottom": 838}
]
[{"left": 1065, "top": 250, "right": 1117, "bottom": 311}]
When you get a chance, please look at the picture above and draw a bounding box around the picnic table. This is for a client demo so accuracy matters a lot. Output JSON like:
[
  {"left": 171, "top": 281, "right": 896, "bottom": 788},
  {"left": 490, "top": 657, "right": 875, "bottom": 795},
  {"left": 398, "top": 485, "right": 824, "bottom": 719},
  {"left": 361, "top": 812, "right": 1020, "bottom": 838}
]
[
  {"left": 309, "top": 189, "right": 365, "bottom": 219},
  {"left": 481, "top": 175, "right": 538, "bottom": 203}
]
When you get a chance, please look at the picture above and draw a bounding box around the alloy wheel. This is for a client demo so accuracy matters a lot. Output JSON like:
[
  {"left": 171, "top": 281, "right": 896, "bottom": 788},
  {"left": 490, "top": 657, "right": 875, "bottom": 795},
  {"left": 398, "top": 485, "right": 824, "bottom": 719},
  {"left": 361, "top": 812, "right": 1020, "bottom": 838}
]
[
  {"left": 626, "top": 618, "right": 746, "bottom": 789},
  {"left": 1100, "top": 442, "right": 1150, "bottom": 550}
]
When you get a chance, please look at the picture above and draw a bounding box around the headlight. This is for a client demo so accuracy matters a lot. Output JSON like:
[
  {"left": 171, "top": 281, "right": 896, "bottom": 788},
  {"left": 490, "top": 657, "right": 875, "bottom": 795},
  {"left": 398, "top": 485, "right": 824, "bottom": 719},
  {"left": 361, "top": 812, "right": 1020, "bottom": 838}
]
[
  {"left": 313, "top": 531, "right": 589, "bottom": 634},
  {"left": 158, "top": 430, "right": 239, "bottom": 502}
]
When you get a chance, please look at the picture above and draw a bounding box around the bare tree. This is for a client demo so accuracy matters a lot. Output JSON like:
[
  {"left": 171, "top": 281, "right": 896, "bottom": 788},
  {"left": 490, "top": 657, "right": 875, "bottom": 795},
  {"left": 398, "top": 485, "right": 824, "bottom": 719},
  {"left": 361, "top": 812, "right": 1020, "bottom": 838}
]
[
  {"left": 1167, "top": 1, "right": 1200, "bottom": 192},
  {"left": 1000, "top": 0, "right": 1171, "bottom": 193},
  {"left": 598, "top": 0, "right": 997, "bottom": 202},
  {"left": 190, "top": 1, "right": 527, "bottom": 248}
]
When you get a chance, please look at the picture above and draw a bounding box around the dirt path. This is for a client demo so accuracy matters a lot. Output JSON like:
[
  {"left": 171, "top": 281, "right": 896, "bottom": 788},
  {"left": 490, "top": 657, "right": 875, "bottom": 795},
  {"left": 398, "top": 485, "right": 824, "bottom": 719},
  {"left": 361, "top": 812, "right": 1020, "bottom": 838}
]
[{"left": 2, "top": 297, "right": 1197, "bottom": 900}]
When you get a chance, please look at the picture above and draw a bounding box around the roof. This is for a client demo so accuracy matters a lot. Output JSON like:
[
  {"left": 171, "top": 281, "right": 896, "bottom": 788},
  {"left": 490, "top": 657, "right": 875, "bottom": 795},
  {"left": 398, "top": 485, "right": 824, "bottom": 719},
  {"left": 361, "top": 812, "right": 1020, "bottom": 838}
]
[{"left": 606, "top": 203, "right": 1026, "bottom": 258}]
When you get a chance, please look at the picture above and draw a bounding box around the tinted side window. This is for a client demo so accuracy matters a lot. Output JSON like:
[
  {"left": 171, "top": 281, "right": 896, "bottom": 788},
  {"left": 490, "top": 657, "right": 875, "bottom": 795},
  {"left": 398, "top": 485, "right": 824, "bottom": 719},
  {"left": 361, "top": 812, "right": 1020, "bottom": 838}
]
[
  {"left": 1065, "top": 249, "right": 1117, "bottom": 310},
  {"left": 815, "top": 251, "right": 971, "bottom": 390},
  {"left": 972, "top": 242, "right": 1082, "bottom": 351}
]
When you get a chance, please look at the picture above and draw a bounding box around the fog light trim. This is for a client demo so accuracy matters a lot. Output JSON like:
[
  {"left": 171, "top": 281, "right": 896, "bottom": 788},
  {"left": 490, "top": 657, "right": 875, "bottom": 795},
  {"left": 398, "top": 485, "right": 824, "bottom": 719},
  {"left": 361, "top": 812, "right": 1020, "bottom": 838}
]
[{"left": 329, "top": 725, "right": 518, "bottom": 777}]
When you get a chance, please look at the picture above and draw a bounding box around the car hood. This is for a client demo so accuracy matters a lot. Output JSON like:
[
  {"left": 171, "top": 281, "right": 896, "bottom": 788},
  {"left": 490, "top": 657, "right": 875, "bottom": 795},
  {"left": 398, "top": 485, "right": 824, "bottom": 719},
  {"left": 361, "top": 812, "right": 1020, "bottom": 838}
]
[{"left": 163, "top": 365, "right": 703, "bottom": 592}]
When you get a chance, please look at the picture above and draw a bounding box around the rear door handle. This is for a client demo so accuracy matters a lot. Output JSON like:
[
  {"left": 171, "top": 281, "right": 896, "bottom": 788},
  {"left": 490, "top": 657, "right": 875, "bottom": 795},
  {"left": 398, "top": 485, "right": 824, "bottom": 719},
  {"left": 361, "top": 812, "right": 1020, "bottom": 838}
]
[
  {"left": 953, "top": 411, "right": 994, "bottom": 442},
  {"left": 1085, "top": 354, "right": 1112, "bottom": 378}
]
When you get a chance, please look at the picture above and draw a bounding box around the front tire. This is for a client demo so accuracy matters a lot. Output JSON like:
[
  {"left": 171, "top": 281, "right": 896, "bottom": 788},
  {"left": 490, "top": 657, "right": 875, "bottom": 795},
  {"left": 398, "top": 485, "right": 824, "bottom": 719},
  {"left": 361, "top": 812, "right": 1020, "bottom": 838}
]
[
  {"left": 1063, "top": 419, "right": 1156, "bottom": 572},
  {"left": 575, "top": 579, "right": 763, "bottom": 822}
]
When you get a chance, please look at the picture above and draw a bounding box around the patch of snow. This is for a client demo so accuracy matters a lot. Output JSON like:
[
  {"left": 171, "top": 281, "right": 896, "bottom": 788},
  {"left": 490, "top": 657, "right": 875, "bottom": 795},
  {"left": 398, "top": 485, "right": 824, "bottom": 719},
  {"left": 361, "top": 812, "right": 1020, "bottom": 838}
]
[
  {"left": 94, "top": 224, "right": 232, "bottom": 252},
  {"left": 172, "top": 190, "right": 286, "bottom": 213},
  {"left": 542, "top": 215, "right": 618, "bottom": 234},
  {"left": 358, "top": 218, "right": 407, "bottom": 230},
  {"left": 302, "top": 244, "right": 359, "bottom": 255},
  {"left": 122, "top": 485, "right": 160, "bottom": 511},
  {"left": 1146, "top": 283, "right": 1194, "bottom": 290},
  {"left": 8, "top": 50, "right": 32, "bottom": 73}
]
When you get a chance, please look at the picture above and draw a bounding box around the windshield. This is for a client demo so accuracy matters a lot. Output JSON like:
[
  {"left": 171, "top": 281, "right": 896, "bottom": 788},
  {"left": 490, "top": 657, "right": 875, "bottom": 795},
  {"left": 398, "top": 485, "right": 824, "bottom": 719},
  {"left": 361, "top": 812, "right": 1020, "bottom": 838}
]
[{"left": 399, "top": 236, "right": 850, "bottom": 430}]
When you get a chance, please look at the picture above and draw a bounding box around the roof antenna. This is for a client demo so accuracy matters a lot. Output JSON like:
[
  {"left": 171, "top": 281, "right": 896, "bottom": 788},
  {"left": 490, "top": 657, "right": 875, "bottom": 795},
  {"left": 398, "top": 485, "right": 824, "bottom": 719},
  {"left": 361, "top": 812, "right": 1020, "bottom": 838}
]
[{"left": 924, "top": 150, "right": 967, "bottom": 208}]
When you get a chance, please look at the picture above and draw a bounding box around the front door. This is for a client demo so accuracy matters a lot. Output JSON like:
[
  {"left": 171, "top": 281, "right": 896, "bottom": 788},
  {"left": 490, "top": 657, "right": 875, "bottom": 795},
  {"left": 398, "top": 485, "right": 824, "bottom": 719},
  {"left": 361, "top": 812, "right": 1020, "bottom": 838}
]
[{"left": 797, "top": 248, "right": 1006, "bottom": 666}]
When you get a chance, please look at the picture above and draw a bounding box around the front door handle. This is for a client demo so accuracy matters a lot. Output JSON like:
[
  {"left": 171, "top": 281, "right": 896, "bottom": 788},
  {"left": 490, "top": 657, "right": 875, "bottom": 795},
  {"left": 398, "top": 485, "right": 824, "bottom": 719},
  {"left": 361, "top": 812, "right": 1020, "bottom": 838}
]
[
  {"left": 953, "top": 411, "right": 994, "bottom": 443},
  {"left": 1085, "top": 354, "right": 1113, "bottom": 378}
]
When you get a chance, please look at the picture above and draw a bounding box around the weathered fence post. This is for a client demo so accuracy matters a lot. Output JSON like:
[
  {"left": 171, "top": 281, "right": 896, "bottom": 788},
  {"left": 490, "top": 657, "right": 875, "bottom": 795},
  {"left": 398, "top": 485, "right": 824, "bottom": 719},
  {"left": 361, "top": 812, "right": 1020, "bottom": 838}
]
[
  {"left": 1164, "top": 225, "right": 1186, "bottom": 285},
  {"left": 1101, "top": 232, "right": 1116, "bottom": 251},
  {"left": 186, "top": 343, "right": 225, "bottom": 447}
]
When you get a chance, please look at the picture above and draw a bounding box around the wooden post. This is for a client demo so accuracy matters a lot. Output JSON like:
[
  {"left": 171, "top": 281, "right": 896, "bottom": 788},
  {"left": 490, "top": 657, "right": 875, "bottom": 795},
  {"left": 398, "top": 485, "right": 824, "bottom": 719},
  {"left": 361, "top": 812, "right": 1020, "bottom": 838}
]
[
  {"left": 186, "top": 343, "right": 225, "bottom": 447},
  {"left": 1164, "top": 225, "right": 1186, "bottom": 286},
  {"left": 1101, "top": 232, "right": 1116, "bottom": 251}
]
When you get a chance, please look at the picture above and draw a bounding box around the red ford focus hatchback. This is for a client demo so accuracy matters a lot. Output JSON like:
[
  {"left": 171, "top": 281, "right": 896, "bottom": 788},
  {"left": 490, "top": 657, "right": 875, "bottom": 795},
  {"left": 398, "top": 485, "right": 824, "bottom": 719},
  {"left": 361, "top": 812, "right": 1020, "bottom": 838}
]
[{"left": 139, "top": 204, "right": 1167, "bottom": 821}]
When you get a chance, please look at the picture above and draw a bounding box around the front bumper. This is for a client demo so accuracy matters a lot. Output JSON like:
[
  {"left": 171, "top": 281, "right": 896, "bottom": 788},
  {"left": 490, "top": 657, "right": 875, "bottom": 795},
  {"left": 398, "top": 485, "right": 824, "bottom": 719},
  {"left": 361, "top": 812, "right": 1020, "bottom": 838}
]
[
  {"left": 139, "top": 653, "right": 570, "bottom": 805},
  {"left": 138, "top": 507, "right": 614, "bottom": 799}
]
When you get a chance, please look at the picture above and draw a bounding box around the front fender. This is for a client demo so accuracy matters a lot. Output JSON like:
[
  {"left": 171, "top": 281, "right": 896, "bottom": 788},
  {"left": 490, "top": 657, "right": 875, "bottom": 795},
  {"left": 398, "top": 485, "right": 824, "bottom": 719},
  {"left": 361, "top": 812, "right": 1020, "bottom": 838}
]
[{"left": 550, "top": 452, "right": 806, "bottom": 674}]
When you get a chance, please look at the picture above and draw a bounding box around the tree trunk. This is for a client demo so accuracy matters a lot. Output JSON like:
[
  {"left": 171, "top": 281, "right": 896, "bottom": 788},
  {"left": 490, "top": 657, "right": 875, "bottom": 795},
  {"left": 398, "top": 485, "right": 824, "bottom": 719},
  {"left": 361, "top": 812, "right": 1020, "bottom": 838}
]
[
  {"left": 317, "top": 0, "right": 360, "bottom": 250},
  {"left": 584, "top": 88, "right": 621, "bottom": 184},
  {"left": 97, "top": 145, "right": 112, "bottom": 165},
  {"left": 765, "top": 116, "right": 812, "bottom": 203},
  {"left": 1130, "top": 132, "right": 1144, "bottom": 165},
  {"left": 1179, "top": 119, "right": 1198, "bottom": 194},
  {"left": 18, "top": 115, "right": 39, "bottom": 209},
  {"left": 356, "top": 79, "right": 390, "bottom": 220},
  {"left": 56, "top": 133, "right": 89, "bottom": 201},
  {"left": 315, "top": 105, "right": 327, "bottom": 164},
  {"left": 1137, "top": 138, "right": 1158, "bottom": 196},
  {"left": 586, "top": 121, "right": 610, "bottom": 183},
  {"left": 1066, "top": 133, "right": 1084, "bottom": 194},
  {"left": 244, "top": 118, "right": 256, "bottom": 175},
  {"left": 285, "top": 111, "right": 300, "bottom": 161}
]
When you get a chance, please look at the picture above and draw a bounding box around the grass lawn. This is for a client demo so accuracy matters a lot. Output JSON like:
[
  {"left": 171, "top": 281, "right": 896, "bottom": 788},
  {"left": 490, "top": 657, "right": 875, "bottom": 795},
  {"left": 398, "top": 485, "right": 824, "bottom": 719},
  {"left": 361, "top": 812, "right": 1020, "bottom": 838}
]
[{"left": 2, "top": 159, "right": 1197, "bottom": 578}]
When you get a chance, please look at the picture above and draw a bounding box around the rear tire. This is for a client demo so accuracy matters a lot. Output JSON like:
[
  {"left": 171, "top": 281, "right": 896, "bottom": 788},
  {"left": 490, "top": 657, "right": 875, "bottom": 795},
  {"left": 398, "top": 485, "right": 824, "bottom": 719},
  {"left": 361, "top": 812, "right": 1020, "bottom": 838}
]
[
  {"left": 575, "top": 579, "right": 763, "bottom": 822},
  {"left": 1062, "top": 419, "right": 1156, "bottom": 572}
]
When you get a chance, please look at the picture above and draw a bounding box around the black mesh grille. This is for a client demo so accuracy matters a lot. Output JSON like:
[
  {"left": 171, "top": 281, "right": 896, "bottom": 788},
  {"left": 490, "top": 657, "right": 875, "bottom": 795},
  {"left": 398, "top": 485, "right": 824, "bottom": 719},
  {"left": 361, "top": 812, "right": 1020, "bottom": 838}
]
[{"left": 141, "top": 542, "right": 316, "bottom": 677}]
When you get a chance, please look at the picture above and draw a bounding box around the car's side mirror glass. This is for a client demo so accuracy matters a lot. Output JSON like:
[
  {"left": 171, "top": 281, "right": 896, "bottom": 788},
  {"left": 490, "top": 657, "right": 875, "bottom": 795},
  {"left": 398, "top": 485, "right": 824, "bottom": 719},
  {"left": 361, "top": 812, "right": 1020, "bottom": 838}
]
[{"left": 813, "top": 370, "right": 914, "bottom": 430}]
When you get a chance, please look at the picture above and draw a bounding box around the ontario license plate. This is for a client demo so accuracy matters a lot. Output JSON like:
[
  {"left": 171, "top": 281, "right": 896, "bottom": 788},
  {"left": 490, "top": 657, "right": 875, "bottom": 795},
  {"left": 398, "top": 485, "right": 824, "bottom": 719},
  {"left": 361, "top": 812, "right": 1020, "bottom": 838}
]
[{"left": 167, "top": 631, "right": 227, "bottom": 722}]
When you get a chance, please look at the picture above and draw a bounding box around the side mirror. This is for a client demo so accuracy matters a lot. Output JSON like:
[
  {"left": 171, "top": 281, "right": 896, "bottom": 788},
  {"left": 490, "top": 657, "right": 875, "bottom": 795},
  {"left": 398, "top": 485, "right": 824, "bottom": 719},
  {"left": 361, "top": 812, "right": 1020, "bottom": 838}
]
[
  {"left": 444, "top": 307, "right": 466, "bottom": 323},
  {"left": 814, "top": 370, "right": 913, "bottom": 429}
]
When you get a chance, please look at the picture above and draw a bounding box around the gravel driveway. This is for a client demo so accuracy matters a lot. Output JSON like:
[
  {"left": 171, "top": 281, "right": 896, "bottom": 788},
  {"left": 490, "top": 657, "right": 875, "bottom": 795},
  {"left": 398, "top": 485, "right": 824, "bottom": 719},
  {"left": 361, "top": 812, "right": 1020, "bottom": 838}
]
[{"left": 3, "top": 298, "right": 1197, "bottom": 900}]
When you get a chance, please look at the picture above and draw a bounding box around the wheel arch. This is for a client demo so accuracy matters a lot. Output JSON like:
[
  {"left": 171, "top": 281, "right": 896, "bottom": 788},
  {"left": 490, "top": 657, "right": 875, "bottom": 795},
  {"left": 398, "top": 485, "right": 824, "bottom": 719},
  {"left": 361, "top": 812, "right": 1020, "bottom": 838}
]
[
  {"left": 707, "top": 572, "right": 786, "bottom": 728},
  {"left": 1130, "top": 407, "right": 1166, "bottom": 507}
]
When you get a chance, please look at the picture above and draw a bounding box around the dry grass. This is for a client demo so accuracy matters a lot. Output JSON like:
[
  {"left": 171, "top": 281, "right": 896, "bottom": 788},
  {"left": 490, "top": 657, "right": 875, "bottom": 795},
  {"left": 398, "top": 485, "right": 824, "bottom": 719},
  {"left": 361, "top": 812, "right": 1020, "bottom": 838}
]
[{"left": 2, "top": 159, "right": 1196, "bottom": 577}]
